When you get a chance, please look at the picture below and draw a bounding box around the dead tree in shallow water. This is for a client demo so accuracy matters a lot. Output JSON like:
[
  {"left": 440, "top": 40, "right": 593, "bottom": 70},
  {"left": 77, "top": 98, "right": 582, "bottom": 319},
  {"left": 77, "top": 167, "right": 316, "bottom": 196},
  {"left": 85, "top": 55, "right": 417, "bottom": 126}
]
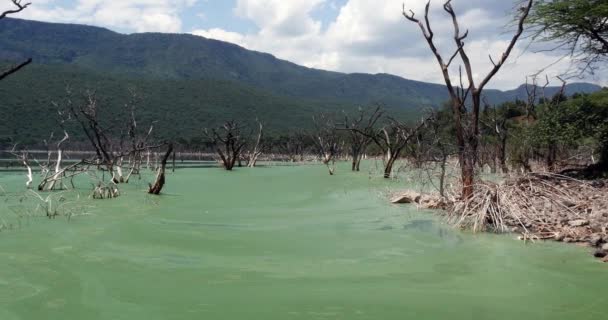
[
  {"left": 312, "top": 114, "right": 341, "bottom": 175},
  {"left": 245, "top": 120, "right": 264, "bottom": 168},
  {"left": 37, "top": 131, "right": 70, "bottom": 191},
  {"left": 9, "top": 145, "right": 33, "bottom": 189},
  {"left": 351, "top": 117, "right": 428, "bottom": 179},
  {"left": 148, "top": 143, "right": 173, "bottom": 195},
  {"left": 419, "top": 111, "right": 458, "bottom": 197},
  {"left": 204, "top": 121, "right": 247, "bottom": 171},
  {"left": 277, "top": 132, "right": 308, "bottom": 162},
  {"left": 63, "top": 89, "right": 162, "bottom": 183},
  {"left": 0, "top": 1, "right": 31, "bottom": 81},
  {"left": 403, "top": 0, "right": 534, "bottom": 198},
  {"left": 50, "top": 88, "right": 168, "bottom": 197},
  {"left": 339, "top": 106, "right": 384, "bottom": 171},
  {"left": 377, "top": 120, "right": 427, "bottom": 179}
]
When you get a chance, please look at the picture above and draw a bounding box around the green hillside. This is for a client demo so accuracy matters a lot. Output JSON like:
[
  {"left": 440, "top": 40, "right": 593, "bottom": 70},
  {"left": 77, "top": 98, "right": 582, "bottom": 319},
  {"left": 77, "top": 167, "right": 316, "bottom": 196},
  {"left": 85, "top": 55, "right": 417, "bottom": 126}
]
[
  {"left": 0, "top": 18, "right": 602, "bottom": 145},
  {"left": 0, "top": 63, "right": 424, "bottom": 146},
  {"left": 0, "top": 18, "right": 600, "bottom": 106}
]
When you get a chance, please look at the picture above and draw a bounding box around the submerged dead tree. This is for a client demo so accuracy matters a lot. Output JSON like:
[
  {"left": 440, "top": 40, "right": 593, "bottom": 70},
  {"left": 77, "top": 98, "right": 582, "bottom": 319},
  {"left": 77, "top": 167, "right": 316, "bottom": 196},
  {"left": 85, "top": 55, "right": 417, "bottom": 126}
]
[
  {"left": 148, "top": 143, "right": 174, "bottom": 195},
  {"left": 353, "top": 118, "right": 428, "bottom": 179},
  {"left": 204, "top": 120, "right": 248, "bottom": 171},
  {"left": 312, "top": 114, "right": 341, "bottom": 175},
  {"left": 339, "top": 106, "right": 384, "bottom": 171},
  {"left": 419, "top": 110, "right": 458, "bottom": 197},
  {"left": 37, "top": 131, "right": 71, "bottom": 191},
  {"left": 277, "top": 132, "right": 309, "bottom": 162},
  {"left": 403, "top": 0, "right": 535, "bottom": 198},
  {"left": 9, "top": 145, "right": 33, "bottom": 189},
  {"left": 0, "top": 1, "right": 31, "bottom": 81},
  {"left": 245, "top": 120, "right": 264, "bottom": 168},
  {"left": 58, "top": 88, "right": 167, "bottom": 197}
]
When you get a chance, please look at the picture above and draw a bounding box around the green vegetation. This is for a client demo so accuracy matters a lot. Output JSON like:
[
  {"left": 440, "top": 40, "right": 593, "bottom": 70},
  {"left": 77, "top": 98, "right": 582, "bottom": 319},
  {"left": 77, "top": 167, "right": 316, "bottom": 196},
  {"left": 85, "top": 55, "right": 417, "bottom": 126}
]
[
  {"left": 530, "top": 0, "right": 608, "bottom": 73},
  {"left": 0, "top": 63, "right": 385, "bottom": 146},
  {"left": 481, "top": 89, "right": 608, "bottom": 174}
]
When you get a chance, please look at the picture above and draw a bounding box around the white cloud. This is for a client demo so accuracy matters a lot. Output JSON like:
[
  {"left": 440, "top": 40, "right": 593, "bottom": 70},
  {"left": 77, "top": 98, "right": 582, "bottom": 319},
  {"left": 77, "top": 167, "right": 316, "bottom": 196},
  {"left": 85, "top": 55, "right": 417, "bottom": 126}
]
[
  {"left": 4, "top": 0, "right": 605, "bottom": 89},
  {"left": 234, "top": 0, "right": 325, "bottom": 37},
  {"left": 191, "top": 0, "right": 606, "bottom": 89},
  {"left": 12, "top": 0, "right": 197, "bottom": 33},
  {"left": 192, "top": 28, "right": 245, "bottom": 45}
]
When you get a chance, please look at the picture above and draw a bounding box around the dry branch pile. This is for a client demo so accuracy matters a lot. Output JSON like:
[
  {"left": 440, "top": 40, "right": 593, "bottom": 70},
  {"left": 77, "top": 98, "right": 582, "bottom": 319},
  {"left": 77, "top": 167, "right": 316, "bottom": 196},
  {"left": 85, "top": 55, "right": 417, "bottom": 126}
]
[
  {"left": 447, "top": 173, "right": 608, "bottom": 260},
  {"left": 392, "top": 172, "right": 608, "bottom": 262}
]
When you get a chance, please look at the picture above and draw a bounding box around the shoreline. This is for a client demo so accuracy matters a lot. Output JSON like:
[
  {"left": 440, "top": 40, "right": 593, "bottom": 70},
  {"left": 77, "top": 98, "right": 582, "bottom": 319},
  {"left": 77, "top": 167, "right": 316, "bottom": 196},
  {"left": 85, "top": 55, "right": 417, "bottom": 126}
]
[{"left": 391, "top": 173, "right": 608, "bottom": 263}]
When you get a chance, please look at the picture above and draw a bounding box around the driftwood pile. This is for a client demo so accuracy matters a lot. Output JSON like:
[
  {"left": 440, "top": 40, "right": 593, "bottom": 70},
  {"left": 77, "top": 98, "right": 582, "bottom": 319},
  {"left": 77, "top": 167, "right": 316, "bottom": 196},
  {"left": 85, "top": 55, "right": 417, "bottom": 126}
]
[{"left": 392, "top": 173, "right": 608, "bottom": 262}]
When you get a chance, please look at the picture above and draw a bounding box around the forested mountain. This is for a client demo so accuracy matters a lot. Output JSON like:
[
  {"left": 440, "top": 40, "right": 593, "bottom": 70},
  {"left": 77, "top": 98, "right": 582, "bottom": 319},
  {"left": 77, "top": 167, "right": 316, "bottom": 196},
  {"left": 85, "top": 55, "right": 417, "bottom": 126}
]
[{"left": 0, "top": 18, "right": 602, "bottom": 144}]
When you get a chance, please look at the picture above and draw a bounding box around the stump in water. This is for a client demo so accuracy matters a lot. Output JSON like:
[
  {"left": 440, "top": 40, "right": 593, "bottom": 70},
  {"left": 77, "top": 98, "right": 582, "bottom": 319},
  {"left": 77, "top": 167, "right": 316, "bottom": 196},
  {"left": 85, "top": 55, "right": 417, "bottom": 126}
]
[
  {"left": 92, "top": 182, "right": 120, "bottom": 199},
  {"left": 149, "top": 143, "right": 173, "bottom": 195}
]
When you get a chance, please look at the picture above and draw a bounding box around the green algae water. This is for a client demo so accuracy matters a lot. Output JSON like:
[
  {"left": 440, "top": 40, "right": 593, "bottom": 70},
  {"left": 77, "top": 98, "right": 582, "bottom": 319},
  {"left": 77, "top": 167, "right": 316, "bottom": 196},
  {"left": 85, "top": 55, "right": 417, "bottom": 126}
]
[{"left": 0, "top": 163, "right": 606, "bottom": 319}]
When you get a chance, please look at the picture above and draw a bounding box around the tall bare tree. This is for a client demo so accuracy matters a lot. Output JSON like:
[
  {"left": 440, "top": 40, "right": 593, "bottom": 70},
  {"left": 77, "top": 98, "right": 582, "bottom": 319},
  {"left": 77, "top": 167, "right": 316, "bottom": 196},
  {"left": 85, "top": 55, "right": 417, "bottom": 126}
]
[
  {"left": 351, "top": 117, "right": 428, "bottom": 179},
  {"left": 0, "top": 0, "right": 32, "bottom": 81},
  {"left": 204, "top": 120, "right": 248, "bottom": 171},
  {"left": 245, "top": 119, "right": 264, "bottom": 168},
  {"left": 339, "top": 106, "right": 384, "bottom": 171},
  {"left": 312, "top": 114, "right": 341, "bottom": 175},
  {"left": 403, "top": 0, "right": 534, "bottom": 198},
  {"left": 148, "top": 143, "right": 173, "bottom": 195},
  {"left": 277, "top": 132, "right": 308, "bottom": 162},
  {"left": 419, "top": 110, "right": 458, "bottom": 196}
]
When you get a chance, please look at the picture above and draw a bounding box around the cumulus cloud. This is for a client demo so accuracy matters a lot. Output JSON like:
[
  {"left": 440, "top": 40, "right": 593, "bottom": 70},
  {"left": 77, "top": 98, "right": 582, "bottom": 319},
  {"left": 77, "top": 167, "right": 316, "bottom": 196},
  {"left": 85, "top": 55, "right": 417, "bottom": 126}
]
[
  {"left": 8, "top": 0, "right": 197, "bottom": 33},
  {"left": 3, "top": 0, "right": 605, "bottom": 88},
  {"left": 192, "top": 0, "right": 605, "bottom": 89}
]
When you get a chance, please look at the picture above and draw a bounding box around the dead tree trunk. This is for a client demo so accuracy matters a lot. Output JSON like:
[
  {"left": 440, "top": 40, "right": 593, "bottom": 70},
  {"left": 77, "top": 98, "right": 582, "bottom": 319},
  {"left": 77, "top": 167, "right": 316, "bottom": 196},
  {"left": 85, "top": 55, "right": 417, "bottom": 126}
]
[
  {"left": 10, "top": 147, "right": 33, "bottom": 189},
  {"left": 403, "top": 0, "right": 534, "bottom": 198},
  {"left": 498, "top": 135, "right": 509, "bottom": 174},
  {"left": 38, "top": 131, "right": 70, "bottom": 191},
  {"left": 247, "top": 121, "right": 264, "bottom": 168},
  {"left": 339, "top": 106, "right": 383, "bottom": 172},
  {"left": 204, "top": 121, "right": 247, "bottom": 171},
  {"left": 354, "top": 118, "right": 428, "bottom": 179},
  {"left": 312, "top": 114, "right": 341, "bottom": 176},
  {"left": 149, "top": 143, "right": 173, "bottom": 195}
]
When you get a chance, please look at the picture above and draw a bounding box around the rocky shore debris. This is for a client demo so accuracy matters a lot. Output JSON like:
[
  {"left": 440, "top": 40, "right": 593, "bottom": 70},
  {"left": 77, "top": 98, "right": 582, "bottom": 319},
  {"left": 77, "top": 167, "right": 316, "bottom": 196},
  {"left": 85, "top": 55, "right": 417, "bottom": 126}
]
[{"left": 392, "top": 173, "right": 608, "bottom": 263}]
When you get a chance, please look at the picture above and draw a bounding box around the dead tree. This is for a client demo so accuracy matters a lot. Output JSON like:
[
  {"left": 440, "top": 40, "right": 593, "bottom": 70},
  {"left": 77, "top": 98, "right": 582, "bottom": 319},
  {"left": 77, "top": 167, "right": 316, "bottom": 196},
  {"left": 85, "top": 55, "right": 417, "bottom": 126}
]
[
  {"left": 352, "top": 117, "right": 428, "bottom": 179},
  {"left": 37, "top": 131, "right": 70, "bottom": 191},
  {"left": 148, "top": 143, "right": 173, "bottom": 195},
  {"left": 481, "top": 98, "right": 510, "bottom": 174},
  {"left": 245, "top": 120, "right": 264, "bottom": 168},
  {"left": 339, "top": 106, "right": 384, "bottom": 171},
  {"left": 56, "top": 88, "right": 167, "bottom": 197},
  {"left": 312, "top": 114, "right": 341, "bottom": 175},
  {"left": 117, "top": 89, "right": 155, "bottom": 182},
  {"left": 403, "top": 0, "right": 534, "bottom": 198},
  {"left": 63, "top": 89, "right": 161, "bottom": 184},
  {"left": 378, "top": 120, "right": 427, "bottom": 179},
  {"left": 277, "top": 133, "right": 308, "bottom": 162},
  {"left": 539, "top": 76, "right": 567, "bottom": 172},
  {"left": 204, "top": 121, "right": 248, "bottom": 171},
  {"left": 9, "top": 145, "right": 32, "bottom": 188},
  {"left": 420, "top": 111, "right": 458, "bottom": 196},
  {"left": 0, "top": 1, "right": 32, "bottom": 81}
]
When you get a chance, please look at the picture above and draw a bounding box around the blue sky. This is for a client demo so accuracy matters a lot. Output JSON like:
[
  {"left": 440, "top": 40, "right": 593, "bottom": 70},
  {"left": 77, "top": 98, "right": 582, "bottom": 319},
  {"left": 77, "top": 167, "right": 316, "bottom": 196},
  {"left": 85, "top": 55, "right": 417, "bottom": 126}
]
[{"left": 4, "top": 0, "right": 606, "bottom": 89}]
